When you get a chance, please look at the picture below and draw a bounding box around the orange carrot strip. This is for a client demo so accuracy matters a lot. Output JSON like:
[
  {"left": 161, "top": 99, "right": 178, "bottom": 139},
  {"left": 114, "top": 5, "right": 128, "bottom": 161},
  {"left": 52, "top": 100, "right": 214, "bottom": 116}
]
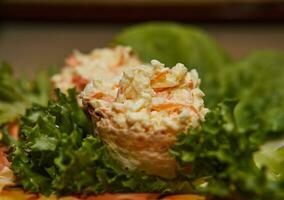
[
  {"left": 7, "top": 121, "right": 19, "bottom": 140},
  {"left": 112, "top": 83, "right": 120, "bottom": 90},
  {"left": 92, "top": 92, "right": 114, "bottom": 102},
  {"left": 71, "top": 75, "right": 89, "bottom": 91},
  {"left": 151, "top": 103, "right": 184, "bottom": 112},
  {"left": 65, "top": 54, "right": 81, "bottom": 68},
  {"left": 153, "top": 87, "right": 171, "bottom": 93},
  {"left": 152, "top": 103, "right": 199, "bottom": 116},
  {"left": 188, "top": 81, "right": 194, "bottom": 89},
  {"left": 150, "top": 71, "right": 168, "bottom": 85}
]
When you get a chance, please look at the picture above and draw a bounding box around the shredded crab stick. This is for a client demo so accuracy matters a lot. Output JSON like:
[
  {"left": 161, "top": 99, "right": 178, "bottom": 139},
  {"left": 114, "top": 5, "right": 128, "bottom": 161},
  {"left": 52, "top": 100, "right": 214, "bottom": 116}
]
[
  {"left": 82, "top": 60, "right": 209, "bottom": 179},
  {"left": 52, "top": 46, "right": 141, "bottom": 93}
]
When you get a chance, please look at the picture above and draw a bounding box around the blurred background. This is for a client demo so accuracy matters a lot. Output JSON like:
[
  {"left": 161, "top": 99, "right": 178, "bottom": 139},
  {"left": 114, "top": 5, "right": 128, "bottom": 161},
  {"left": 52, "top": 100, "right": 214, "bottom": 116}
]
[{"left": 0, "top": 0, "right": 284, "bottom": 76}]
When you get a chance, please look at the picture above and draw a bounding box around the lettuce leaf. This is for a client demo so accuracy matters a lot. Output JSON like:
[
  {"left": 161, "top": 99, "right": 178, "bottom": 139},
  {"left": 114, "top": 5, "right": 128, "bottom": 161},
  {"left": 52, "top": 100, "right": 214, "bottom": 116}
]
[
  {"left": 10, "top": 89, "right": 192, "bottom": 196},
  {"left": 254, "top": 138, "right": 284, "bottom": 181},
  {"left": 171, "top": 100, "right": 284, "bottom": 200},
  {"left": 220, "top": 51, "right": 284, "bottom": 140},
  {"left": 0, "top": 62, "right": 52, "bottom": 125},
  {"left": 114, "top": 22, "right": 231, "bottom": 107}
]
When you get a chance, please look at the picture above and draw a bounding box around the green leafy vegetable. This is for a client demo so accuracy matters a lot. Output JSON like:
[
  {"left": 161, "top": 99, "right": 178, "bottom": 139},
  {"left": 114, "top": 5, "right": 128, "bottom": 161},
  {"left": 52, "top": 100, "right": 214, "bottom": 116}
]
[
  {"left": 10, "top": 89, "right": 191, "bottom": 196},
  {"left": 254, "top": 138, "right": 284, "bottom": 181},
  {"left": 114, "top": 22, "right": 231, "bottom": 107},
  {"left": 0, "top": 62, "right": 52, "bottom": 125},
  {"left": 220, "top": 51, "right": 284, "bottom": 136},
  {"left": 218, "top": 51, "right": 284, "bottom": 198},
  {"left": 171, "top": 100, "right": 284, "bottom": 200}
]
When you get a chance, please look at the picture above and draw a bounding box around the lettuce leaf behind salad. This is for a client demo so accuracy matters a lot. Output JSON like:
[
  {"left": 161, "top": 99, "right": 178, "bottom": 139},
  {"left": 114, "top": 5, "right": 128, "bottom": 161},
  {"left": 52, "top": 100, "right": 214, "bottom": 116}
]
[
  {"left": 9, "top": 89, "right": 192, "bottom": 196},
  {"left": 0, "top": 62, "right": 51, "bottom": 125},
  {"left": 220, "top": 51, "right": 284, "bottom": 139},
  {"left": 216, "top": 51, "right": 284, "bottom": 198},
  {"left": 114, "top": 22, "right": 231, "bottom": 107}
]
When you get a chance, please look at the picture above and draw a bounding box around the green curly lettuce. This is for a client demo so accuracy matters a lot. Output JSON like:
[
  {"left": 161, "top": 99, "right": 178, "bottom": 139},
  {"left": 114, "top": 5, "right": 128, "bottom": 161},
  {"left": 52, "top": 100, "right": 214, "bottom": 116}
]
[
  {"left": 217, "top": 51, "right": 284, "bottom": 197},
  {"left": 171, "top": 100, "right": 284, "bottom": 200},
  {"left": 0, "top": 62, "right": 52, "bottom": 125}
]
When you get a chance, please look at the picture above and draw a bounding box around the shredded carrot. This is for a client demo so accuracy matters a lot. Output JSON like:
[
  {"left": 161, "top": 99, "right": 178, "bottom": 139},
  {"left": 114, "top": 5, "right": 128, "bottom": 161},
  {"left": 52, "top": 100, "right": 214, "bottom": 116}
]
[
  {"left": 7, "top": 121, "right": 19, "bottom": 140},
  {"left": 151, "top": 103, "right": 184, "bottom": 112},
  {"left": 154, "top": 81, "right": 193, "bottom": 93},
  {"left": 153, "top": 85, "right": 180, "bottom": 93},
  {"left": 112, "top": 83, "right": 120, "bottom": 90},
  {"left": 111, "top": 52, "right": 126, "bottom": 68},
  {"left": 65, "top": 54, "right": 81, "bottom": 68},
  {"left": 92, "top": 92, "right": 114, "bottom": 102},
  {"left": 153, "top": 87, "right": 171, "bottom": 93},
  {"left": 93, "top": 92, "right": 105, "bottom": 99},
  {"left": 188, "top": 81, "right": 194, "bottom": 89},
  {"left": 71, "top": 75, "right": 89, "bottom": 91},
  {"left": 152, "top": 103, "right": 199, "bottom": 115},
  {"left": 188, "top": 105, "right": 199, "bottom": 116},
  {"left": 150, "top": 71, "right": 168, "bottom": 85}
]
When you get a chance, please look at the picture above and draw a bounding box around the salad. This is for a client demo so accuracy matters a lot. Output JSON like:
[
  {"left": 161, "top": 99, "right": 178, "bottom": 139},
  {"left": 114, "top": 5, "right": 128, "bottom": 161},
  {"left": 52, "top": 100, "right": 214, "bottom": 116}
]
[{"left": 0, "top": 22, "right": 284, "bottom": 200}]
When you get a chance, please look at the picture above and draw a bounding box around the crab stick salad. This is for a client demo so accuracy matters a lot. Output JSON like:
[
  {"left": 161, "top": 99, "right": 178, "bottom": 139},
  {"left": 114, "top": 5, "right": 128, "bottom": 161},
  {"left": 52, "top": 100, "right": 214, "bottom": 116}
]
[
  {"left": 81, "top": 59, "right": 209, "bottom": 178},
  {"left": 52, "top": 46, "right": 141, "bottom": 93}
]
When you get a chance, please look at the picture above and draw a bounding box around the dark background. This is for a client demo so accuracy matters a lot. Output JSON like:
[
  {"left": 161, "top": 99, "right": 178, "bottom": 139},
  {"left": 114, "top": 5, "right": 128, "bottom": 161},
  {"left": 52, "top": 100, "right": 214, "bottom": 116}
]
[{"left": 1, "top": 0, "right": 284, "bottom": 76}]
